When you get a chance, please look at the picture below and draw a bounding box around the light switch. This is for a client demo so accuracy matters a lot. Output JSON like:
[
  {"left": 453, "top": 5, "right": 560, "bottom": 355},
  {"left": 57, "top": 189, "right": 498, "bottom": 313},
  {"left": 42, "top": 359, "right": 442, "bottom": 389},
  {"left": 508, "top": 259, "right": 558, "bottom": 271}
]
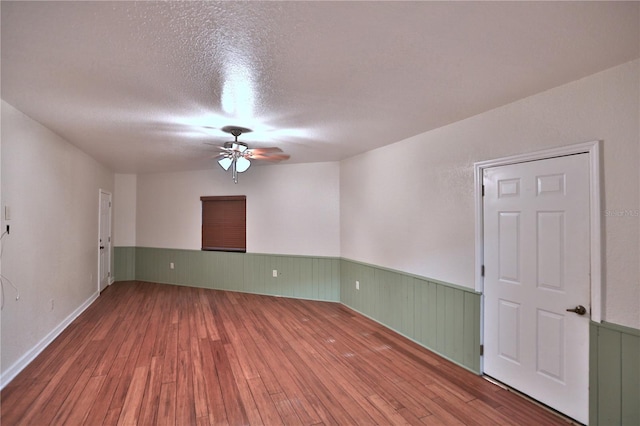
[{"left": 272, "top": 270, "right": 278, "bottom": 277}]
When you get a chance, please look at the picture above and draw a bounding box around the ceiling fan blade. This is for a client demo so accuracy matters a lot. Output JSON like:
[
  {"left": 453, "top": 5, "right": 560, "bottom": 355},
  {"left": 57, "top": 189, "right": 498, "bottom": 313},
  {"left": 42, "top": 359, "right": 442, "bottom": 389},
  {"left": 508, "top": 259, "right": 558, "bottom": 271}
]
[
  {"left": 205, "top": 144, "right": 229, "bottom": 152},
  {"left": 251, "top": 153, "right": 291, "bottom": 162},
  {"left": 249, "top": 147, "right": 283, "bottom": 154},
  {"left": 246, "top": 147, "right": 288, "bottom": 160}
]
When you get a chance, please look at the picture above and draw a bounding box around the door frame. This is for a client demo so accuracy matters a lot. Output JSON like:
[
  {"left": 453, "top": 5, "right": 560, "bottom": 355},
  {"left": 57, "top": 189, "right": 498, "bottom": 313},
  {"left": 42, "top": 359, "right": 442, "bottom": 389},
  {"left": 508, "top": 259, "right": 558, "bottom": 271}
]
[
  {"left": 98, "top": 189, "right": 113, "bottom": 292},
  {"left": 474, "top": 141, "right": 603, "bottom": 368}
]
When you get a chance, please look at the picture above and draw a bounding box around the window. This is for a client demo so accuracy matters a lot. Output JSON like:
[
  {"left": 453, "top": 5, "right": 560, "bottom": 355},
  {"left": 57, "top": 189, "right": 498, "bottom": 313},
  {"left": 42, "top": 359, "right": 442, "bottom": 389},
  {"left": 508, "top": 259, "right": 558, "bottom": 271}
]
[{"left": 200, "top": 195, "right": 246, "bottom": 252}]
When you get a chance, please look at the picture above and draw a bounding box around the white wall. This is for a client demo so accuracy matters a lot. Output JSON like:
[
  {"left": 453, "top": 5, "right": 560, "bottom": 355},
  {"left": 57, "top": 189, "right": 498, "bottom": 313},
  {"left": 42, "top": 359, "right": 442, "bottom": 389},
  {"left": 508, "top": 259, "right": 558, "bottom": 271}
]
[
  {"left": 341, "top": 60, "right": 639, "bottom": 329},
  {"left": 136, "top": 161, "right": 340, "bottom": 257},
  {"left": 113, "top": 174, "right": 137, "bottom": 246},
  {"left": 1, "top": 100, "right": 114, "bottom": 382}
]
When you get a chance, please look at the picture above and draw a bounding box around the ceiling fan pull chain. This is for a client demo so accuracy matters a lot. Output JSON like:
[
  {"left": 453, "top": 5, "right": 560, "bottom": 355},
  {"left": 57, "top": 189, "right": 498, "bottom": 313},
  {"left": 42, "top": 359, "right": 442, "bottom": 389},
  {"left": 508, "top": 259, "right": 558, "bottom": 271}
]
[{"left": 232, "top": 159, "right": 238, "bottom": 184}]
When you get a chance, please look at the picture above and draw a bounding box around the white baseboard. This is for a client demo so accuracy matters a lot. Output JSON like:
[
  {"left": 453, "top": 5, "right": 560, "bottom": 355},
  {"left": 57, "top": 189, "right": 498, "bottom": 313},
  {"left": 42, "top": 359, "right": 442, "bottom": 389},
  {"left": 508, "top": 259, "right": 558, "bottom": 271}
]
[{"left": 0, "top": 291, "right": 99, "bottom": 390}]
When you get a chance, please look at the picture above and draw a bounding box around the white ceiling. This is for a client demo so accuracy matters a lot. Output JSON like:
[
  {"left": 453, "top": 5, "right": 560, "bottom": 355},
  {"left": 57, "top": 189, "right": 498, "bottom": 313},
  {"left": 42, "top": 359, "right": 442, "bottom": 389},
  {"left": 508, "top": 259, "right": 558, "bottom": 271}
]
[{"left": 2, "top": 1, "right": 638, "bottom": 174}]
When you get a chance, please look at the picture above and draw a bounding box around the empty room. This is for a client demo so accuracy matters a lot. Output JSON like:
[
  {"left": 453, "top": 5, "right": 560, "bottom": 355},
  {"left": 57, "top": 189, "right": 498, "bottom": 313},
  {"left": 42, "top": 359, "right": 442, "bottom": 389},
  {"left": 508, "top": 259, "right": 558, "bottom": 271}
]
[{"left": 1, "top": 1, "right": 639, "bottom": 425}]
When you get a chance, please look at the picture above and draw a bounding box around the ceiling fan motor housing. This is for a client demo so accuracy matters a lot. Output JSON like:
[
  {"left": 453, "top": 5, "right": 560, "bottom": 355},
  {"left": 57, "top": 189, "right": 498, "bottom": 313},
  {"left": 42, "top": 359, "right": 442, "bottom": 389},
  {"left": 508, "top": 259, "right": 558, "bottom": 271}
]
[
  {"left": 222, "top": 126, "right": 252, "bottom": 137},
  {"left": 223, "top": 141, "right": 249, "bottom": 152}
]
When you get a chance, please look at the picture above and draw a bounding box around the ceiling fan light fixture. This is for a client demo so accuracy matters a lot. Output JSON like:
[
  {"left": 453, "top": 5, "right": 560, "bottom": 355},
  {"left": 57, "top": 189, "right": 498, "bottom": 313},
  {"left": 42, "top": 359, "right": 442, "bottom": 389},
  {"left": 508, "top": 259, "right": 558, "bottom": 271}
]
[
  {"left": 212, "top": 126, "right": 289, "bottom": 184},
  {"left": 236, "top": 156, "right": 251, "bottom": 173},
  {"left": 218, "top": 157, "right": 233, "bottom": 171}
]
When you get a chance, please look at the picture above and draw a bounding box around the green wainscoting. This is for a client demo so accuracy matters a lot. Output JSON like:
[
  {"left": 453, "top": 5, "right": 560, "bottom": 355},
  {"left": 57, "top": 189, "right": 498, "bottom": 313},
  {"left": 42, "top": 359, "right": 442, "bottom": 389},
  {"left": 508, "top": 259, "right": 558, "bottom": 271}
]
[
  {"left": 127, "top": 247, "right": 340, "bottom": 302},
  {"left": 114, "top": 246, "right": 136, "bottom": 281},
  {"left": 590, "top": 321, "right": 640, "bottom": 426},
  {"left": 340, "top": 258, "right": 481, "bottom": 373}
]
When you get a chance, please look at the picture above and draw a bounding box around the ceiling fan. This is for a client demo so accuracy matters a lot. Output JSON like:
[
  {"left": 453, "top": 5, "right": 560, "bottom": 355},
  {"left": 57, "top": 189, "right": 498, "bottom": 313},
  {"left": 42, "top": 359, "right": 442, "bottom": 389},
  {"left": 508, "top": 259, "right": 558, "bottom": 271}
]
[{"left": 210, "top": 126, "right": 290, "bottom": 183}]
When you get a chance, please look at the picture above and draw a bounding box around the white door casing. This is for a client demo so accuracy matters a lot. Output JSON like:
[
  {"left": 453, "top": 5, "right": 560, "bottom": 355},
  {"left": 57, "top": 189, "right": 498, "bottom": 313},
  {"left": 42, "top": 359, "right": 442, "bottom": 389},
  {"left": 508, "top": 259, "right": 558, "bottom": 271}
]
[
  {"left": 98, "top": 190, "right": 112, "bottom": 292},
  {"left": 481, "top": 153, "right": 591, "bottom": 424}
]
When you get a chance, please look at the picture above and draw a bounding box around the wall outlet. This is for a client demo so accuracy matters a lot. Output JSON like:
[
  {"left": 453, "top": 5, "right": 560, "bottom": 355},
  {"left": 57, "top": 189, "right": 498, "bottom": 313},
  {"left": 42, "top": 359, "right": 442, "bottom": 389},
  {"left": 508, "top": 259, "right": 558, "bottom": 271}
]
[
  {"left": 272, "top": 269, "right": 278, "bottom": 278},
  {"left": 356, "top": 280, "right": 360, "bottom": 290},
  {"left": 170, "top": 262, "right": 175, "bottom": 269},
  {"left": 49, "top": 299, "right": 55, "bottom": 311}
]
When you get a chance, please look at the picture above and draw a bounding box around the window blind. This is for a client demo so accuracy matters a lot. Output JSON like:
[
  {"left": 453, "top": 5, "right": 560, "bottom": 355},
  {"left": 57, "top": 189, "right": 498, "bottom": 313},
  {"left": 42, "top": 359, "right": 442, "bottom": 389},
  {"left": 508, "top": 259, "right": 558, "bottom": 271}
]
[{"left": 201, "top": 195, "right": 246, "bottom": 252}]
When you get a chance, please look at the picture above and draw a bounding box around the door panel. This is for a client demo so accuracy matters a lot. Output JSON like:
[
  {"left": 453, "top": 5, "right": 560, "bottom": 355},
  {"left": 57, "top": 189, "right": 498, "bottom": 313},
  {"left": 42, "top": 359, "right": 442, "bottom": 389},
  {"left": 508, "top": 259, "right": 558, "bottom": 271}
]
[
  {"left": 499, "top": 212, "right": 520, "bottom": 283},
  {"left": 537, "top": 211, "right": 564, "bottom": 290},
  {"left": 498, "top": 299, "right": 521, "bottom": 363},
  {"left": 483, "top": 154, "right": 590, "bottom": 424},
  {"left": 536, "top": 309, "right": 564, "bottom": 382}
]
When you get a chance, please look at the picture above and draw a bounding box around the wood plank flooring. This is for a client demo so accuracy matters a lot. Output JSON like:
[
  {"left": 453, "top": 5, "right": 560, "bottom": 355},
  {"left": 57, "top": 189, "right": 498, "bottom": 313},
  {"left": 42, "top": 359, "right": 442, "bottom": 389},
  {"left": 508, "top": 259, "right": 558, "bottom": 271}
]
[{"left": 1, "top": 281, "right": 570, "bottom": 425}]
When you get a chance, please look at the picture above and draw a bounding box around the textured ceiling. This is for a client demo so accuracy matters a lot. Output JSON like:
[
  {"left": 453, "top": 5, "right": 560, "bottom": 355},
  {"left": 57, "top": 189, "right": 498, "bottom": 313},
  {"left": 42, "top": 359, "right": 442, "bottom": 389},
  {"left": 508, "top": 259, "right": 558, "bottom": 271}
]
[{"left": 1, "top": 1, "right": 638, "bottom": 174}]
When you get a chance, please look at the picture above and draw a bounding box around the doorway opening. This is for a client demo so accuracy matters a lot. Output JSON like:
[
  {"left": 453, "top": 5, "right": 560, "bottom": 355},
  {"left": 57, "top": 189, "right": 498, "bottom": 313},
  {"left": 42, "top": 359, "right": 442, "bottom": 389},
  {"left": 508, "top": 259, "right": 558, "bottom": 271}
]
[
  {"left": 474, "top": 141, "right": 602, "bottom": 424},
  {"left": 98, "top": 189, "right": 112, "bottom": 292}
]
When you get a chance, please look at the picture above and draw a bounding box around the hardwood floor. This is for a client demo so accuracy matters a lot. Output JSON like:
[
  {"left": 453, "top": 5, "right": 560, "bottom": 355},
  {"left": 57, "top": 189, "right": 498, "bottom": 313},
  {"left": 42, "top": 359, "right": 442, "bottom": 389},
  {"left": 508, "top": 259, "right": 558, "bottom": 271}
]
[{"left": 1, "top": 281, "right": 569, "bottom": 425}]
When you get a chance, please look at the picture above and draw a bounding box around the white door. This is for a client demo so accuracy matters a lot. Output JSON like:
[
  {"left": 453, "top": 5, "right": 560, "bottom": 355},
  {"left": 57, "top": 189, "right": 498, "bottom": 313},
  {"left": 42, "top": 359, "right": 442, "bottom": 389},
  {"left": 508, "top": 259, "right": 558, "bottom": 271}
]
[
  {"left": 99, "top": 190, "right": 112, "bottom": 292},
  {"left": 483, "top": 154, "right": 590, "bottom": 424}
]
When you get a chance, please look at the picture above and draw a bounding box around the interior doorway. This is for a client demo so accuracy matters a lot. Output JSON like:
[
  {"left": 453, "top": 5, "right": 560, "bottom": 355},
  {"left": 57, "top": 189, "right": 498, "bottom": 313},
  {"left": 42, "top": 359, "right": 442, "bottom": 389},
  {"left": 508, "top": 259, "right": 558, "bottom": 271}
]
[
  {"left": 98, "top": 189, "right": 112, "bottom": 292},
  {"left": 474, "top": 141, "right": 602, "bottom": 424}
]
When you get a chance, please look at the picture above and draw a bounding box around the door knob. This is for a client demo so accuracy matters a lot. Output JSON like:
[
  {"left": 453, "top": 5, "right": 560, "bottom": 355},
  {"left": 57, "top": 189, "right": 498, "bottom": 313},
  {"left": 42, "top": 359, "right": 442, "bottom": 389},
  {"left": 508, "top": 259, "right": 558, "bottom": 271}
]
[
  {"left": 100, "top": 246, "right": 105, "bottom": 250},
  {"left": 566, "top": 305, "right": 587, "bottom": 315}
]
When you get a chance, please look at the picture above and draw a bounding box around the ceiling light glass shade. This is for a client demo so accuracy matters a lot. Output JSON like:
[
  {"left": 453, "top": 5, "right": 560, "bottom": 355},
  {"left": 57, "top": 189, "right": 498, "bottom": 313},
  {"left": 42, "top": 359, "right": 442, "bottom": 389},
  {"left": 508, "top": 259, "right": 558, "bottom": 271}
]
[
  {"left": 218, "top": 157, "right": 233, "bottom": 171},
  {"left": 236, "top": 156, "right": 251, "bottom": 173}
]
